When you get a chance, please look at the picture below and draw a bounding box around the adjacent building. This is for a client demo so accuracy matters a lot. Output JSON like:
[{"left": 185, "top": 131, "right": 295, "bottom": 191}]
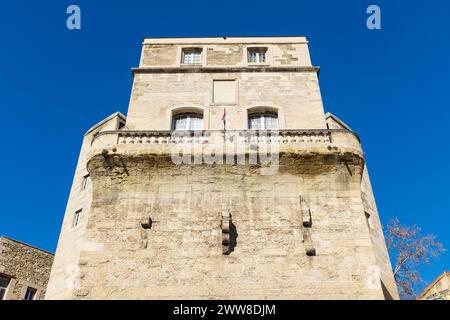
[
  {"left": 46, "top": 36, "right": 399, "bottom": 299},
  {"left": 418, "top": 271, "right": 450, "bottom": 300},
  {"left": 0, "top": 236, "right": 54, "bottom": 300}
]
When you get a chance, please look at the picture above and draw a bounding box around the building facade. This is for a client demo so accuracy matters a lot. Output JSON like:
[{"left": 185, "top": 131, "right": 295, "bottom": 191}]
[
  {"left": 0, "top": 236, "right": 54, "bottom": 300},
  {"left": 418, "top": 271, "right": 450, "bottom": 300},
  {"left": 46, "top": 37, "right": 398, "bottom": 299}
]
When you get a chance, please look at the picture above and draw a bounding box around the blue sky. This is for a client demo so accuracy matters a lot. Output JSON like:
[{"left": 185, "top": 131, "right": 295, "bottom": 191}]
[{"left": 0, "top": 1, "right": 448, "bottom": 287}]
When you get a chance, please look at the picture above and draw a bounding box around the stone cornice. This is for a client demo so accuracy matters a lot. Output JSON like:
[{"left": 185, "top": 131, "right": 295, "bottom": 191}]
[{"left": 132, "top": 66, "right": 320, "bottom": 75}]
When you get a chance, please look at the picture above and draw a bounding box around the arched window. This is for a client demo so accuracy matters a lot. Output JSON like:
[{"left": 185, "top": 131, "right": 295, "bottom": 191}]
[
  {"left": 172, "top": 112, "right": 203, "bottom": 130},
  {"left": 248, "top": 110, "right": 278, "bottom": 130}
]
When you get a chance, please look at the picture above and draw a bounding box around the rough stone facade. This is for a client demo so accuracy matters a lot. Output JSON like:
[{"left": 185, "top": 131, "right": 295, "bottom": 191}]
[
  {"left": 0, "top": 237, "right": 54, "bottom": 300},
  {"left": 46, "top": 37, "right": 399, "bottom": 300}
]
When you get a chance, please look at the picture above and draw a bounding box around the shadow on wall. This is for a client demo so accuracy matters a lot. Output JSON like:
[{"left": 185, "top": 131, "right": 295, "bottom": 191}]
[
  {"left": 227, "top": 223, "right": 238, "bottom": 254},
  {"left": 381, "top": 280, "right": 394, "bottom": 300}
]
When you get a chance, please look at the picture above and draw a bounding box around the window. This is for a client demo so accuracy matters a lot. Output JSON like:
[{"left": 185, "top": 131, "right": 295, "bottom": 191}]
[
  {"left": 172, "top": 113, "right": 203, "bottom": 130},
  {"left": 82, "top": 174, "right": 90, "bottom": 191},
  {"left": 0, "top": 276, "right": 10, "bottom": 300},
  {"left": 181, "top": 48, "right": 202, "bottom": 64},
  {"left": 73, "top": 209, "right": 82, "bottom": 227},
  {"left": 247, "top": 48, "right": 267, "bottom": 63},
  {"left": 81, "top": 174, "right": 91, "bottom": 191},
  {"left": 24, "top": 287, "right": 37, "bottom": 300},
  {"left": 248, "top": 112, "right": 278, "bottom": 130},
  {"left": 365, "top": 212, "right": 373, "bottom": 229}
]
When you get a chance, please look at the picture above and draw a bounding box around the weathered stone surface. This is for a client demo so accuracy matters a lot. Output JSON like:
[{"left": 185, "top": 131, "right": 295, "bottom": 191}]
[
  {"left": 0, "top": 237, "right": 54, "bottom": 300},
  {"left": 46, "top": 37, "right": 399, "bottom": 300}
]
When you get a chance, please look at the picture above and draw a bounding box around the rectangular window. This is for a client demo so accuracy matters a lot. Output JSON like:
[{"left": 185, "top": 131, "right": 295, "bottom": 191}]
[
  {"left": 0, "top": 276, "right": 10, "bottom": 300},
  {"left": 82, "top": 174, "right": 90, "bottom": 191},
  {"left": 365, "top": 212, "right": 373, "bottom": 229},
  {"left": 172, "top": 113, "right": 203, "bottom": 131},
  {"left": 181, "top": 48, "right": 202, "bottom": 64},
  {"left": 248, "top": 113, "right": 279, "bottom": 130},
  {"left": 247, "top": 48, "right": 267, "bottom": 63},
  {"left": 73, "top": 209, "right": 82, "bottom": 227},
  {"left": 24, "top": 287, "right": 37, "bottom": 300}
]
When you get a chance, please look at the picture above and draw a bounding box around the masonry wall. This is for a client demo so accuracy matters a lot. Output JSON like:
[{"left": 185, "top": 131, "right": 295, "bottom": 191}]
[
  {"left": 46, "top": 37, "right": 399, "bottom": 300},
  {"left": 139, "top": 37, "right": 312, "bottom": 68},
  {"left": 45, "top": 114, "right": 125, "bottom": 299},
  {"left": 126, "top": 71, "right": 326, "bottom": 131},
  {"left": 0, "top": 237, "right": 53, "bottom": 300},
  {"left": 64, "top": 150, "right": 388, "bottom": 299},
  {"left": 326, "top": 115, "right": 398, "bottom": 299},
  {"left": 126, "top": 38, "right": 323, "bottom": 131}
]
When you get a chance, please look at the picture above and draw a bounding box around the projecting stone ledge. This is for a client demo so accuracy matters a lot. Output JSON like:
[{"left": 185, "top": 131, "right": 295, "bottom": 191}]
[{"left": 88, "top": 129, "right": 363, "bottom": 164}]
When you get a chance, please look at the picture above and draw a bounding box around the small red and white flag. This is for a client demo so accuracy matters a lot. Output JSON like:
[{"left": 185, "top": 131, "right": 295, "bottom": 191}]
[{"left": 222, "top": 108, "right": 226, "bottom": 128}]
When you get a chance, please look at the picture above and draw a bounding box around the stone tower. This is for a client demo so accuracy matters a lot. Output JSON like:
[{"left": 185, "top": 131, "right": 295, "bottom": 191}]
[{"left": 46, "top": 37, "right": 398, "bottom": 299}]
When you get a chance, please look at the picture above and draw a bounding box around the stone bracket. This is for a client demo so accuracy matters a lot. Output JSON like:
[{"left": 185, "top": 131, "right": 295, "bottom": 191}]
[
  {"left": 140, "top": 216, "right": 153, "bottom": 229},
  {"left": 140, "top": 216, "right": 155, "bottom": 249},
  {"left": 300, "top": 196, "right": 316, "bottom": 256},
  {"left": 221, "top": 211, "right": 232, "bottom": 255}
]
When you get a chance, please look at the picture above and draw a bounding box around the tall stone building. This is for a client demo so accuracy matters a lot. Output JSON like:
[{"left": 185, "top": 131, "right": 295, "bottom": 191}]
[{"left": 46, "top": 37, "right": 398, "bottom": 300}]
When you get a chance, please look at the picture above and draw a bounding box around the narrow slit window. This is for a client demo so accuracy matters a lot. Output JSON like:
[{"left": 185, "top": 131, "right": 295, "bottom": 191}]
[
  {"left": 82, "top": 174, "right": 90, "bottom": 191},
  {"left": 73, "top": 209, "right": 82, "bottom": 228},
  {"left": 365, "top": 212, "right": 373, "bottom": 229},
  {"left": 24, "top": 287, "right": 37, "bottom": 300}
]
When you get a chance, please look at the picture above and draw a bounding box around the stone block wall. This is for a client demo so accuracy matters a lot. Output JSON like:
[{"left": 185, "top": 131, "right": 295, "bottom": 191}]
[
  {"left": 45, "top": 113, "right": 126, "bottom": 299},
  {"left": 64, "top": 147, "right": 393, "bottom": 299},
  {"left": 0, "top": 237, "right": 54, "bottom": 300}
]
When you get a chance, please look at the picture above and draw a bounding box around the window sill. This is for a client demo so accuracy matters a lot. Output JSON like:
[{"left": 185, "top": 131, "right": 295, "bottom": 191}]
[
  {"left": 180, "top": 63, "right": 203, "bottom": 67},
  {"left": 247, "top": 63, "right": 270, "bottom": 67}
]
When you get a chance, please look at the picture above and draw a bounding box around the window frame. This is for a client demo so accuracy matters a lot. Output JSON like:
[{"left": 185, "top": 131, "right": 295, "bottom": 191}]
[
  {"left": 0, "top": 275, "right": 10, "bottom": 300},
  {"left": 73, "top": 209, "right": 82, "bottom": 228},
  {"left": 172, "top": 112, "right": 204, "bottom": 131},
  {"left": 181, "top": 47, "right": 203, "bottom": 65},
  {"left": 365, "top": 212, "right": 374, "bottom": 230},
  {"left": 81, "top": 174, "right": 90, "bottom": 191},
  {"left": 248, "top": 112, "right": 279, "bottom": 130},
  {"left": 24, "top": 287, "right": 37, "bottom": 301},
  {"left": 247, "top": 47, "right": 269, "bottom": 65}
]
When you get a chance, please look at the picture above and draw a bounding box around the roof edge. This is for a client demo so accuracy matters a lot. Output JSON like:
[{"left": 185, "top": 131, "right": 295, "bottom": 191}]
[
  {"left": 142, "top": 36, "right": 308, "bottom": 45},
  {"left": 325, "top": 112, "right": 354, "bottom": 132},
  {"left": 0, "top": 236, "right": 54, "bottom": 256},
  {"left": 84, "top": 111, "right": 126, "bottom": 137},
  {"left": 417, "top": 271, "right": 449, "bottom": 300}
]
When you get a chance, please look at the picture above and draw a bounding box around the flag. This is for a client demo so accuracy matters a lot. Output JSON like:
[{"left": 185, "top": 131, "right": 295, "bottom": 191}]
[{"left": 222, "top": 108, "right": 226, "bottom": 128}]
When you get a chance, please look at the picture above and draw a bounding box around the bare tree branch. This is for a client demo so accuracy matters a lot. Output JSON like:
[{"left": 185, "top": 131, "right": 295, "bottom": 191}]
[{"left": 385, "top": 218, "right": 445, "bottom": 300}]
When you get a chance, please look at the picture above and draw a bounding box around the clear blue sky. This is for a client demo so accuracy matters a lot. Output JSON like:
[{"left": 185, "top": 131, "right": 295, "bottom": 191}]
[{"left": 0, "top": 1, "right": 448, "bottom": 286}]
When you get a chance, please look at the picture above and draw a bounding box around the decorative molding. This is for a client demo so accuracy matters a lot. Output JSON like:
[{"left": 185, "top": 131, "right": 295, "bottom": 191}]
[{"left": 132, "top": 66, "right": 320, "bottom": 75}]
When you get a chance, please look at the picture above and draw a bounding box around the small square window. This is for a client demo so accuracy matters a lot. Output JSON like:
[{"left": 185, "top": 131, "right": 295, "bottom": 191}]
[
  {"left": 73, "top": 209, "right": 82, "bottom": 227},
  {"left": 181, "top": 48, "right": 202, "bottom": 65},
  {"left": 247, "top": 48, "right": 267, "bottom": 64},
  {"left": 24, "top": 287, "right": 37, "bottom": 300}
]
